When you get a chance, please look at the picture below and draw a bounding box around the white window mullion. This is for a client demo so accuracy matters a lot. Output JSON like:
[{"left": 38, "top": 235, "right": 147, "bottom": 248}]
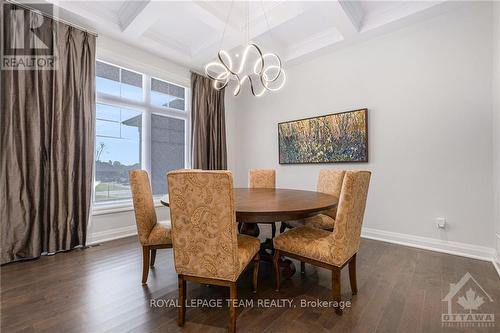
[
  {"left": 185, "top": 87, "right": 192, "bottom": 168},
  {"left": 142, "top": 75, "right": 152, "bottom": 175}
]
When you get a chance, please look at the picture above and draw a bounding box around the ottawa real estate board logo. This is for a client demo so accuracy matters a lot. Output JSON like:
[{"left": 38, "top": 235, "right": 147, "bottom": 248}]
[
  {"left": 1, "top": 3, "right": 56, "bottom": 70},
  {"left": 442, "top": 272, "right": 495, "bottom": 328}
]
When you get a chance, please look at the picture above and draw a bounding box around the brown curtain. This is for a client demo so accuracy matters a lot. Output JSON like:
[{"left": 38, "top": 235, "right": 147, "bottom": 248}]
[
  {"left": 191, "top": 72, "right": 227, "bottom": 170},
  {"left": 0, "top": 4, "right": 96, "bottom": 264}
]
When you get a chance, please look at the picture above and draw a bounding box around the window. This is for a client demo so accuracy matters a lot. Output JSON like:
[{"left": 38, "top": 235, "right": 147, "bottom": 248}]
[
  {"left": 94, "top": 60, "right": 190, "bottom": 207},
  {"left": 95, "top": 104, "right": 141, "bottom": 202},
  {"left": 151, "top": 78, "right": 186, "bottom": 111},
  {"left": 96, "top": 61, "right": 143, "bottom": 101},
  {"left": 150, "top": 114, "right": 185, "bottom": 195}
]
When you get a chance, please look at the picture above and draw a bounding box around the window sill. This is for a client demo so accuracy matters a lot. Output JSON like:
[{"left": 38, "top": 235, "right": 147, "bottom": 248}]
[{"left": 92, "top": 198, "right": 166, "bottom": 216}]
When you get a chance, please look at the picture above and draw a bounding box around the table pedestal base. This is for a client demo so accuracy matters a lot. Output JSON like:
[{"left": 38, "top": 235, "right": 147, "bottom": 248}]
[
  {"left": 239, "top": 223, "right": 296, "bottom": 279},
  {"left": 239, "top": 222, "right": 260, "bottom": 237}
]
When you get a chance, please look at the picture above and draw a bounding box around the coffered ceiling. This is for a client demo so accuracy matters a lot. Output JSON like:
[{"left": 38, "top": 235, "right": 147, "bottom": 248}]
[{"left": 32, "top": 0, "right": 465, "bottom": 70}]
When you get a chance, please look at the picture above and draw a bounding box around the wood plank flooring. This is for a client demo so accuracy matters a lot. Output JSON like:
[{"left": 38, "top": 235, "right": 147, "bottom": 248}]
[{"left": 1, "top": 236, "right": 499, "bottom": 333}]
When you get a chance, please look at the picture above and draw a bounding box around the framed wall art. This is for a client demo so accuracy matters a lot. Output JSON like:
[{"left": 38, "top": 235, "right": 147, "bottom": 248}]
[{"left": 278, "top": 108, "right": 368, "bottom": 164}]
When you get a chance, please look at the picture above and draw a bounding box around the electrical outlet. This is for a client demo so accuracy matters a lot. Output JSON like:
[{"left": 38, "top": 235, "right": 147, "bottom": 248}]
[{"left": 436, "top": 217, "right": 446, "bottom": 229}]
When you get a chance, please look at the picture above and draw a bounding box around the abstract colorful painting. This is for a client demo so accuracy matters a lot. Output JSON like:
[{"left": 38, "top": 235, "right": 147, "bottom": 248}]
[{"left": 278, "top": 109, "right": 368, "bottom": 164}]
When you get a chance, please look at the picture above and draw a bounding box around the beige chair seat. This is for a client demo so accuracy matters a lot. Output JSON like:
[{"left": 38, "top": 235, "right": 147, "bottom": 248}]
[
  {"left": 145, "top": 220, "right": 172, "bottom": 245},
  {"left": 274, "top": 226, "right": 346, "bottom": 267},
  {"left": 236, "top": 234, "right": 260, "bottom": 276},
  {"left": 281, "top": 170, "right": 344, "bottom": 233},
  {"left": 282, "top": 213, "right": 335, "bottom": 231},
  {"left": 304, "top": 214, "right": 335, "bottom": 230}
]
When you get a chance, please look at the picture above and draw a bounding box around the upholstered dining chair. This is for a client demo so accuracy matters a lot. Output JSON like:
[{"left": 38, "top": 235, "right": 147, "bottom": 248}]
[
  {"left": 167, "top": 170, "right": 260, "bottom": 333},
  {"left": 248, "top": 168, "right": 276, "bottom": 188},
  {"left": 248, "top": 169, "right": 277, "bottom": 237},
  {"left": 281, "top": 170, "right": 346, "bottom": 233},
  {"left": 129, "top": 170, "right": 172, "bottom": 284},
  {"left": 273, "top": 171, "right": 371, "bottom": 315}
]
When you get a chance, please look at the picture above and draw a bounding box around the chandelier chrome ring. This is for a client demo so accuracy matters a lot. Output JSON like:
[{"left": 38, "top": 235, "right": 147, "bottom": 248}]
[
  {"left": 205, "top": 43, "right": 285, "bottom": 97},
  {"left": 205, "top": 1, "right": 286, "bottom": 97},
  {"left": 254, "top": 53, "right": 281, "bottom": 82},
  {"left": 261, "top": 65, "right": 286, "bottom": 92}
]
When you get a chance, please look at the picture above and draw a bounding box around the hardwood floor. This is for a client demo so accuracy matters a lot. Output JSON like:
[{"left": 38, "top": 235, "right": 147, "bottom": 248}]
[{"left": 1, "top": 236, "right": 499, "bottom": 333}]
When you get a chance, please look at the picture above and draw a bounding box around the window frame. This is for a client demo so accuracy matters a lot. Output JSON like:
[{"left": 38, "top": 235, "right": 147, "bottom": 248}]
[{"left": 93, "top": 60, "right": 191, "bottom": 212}]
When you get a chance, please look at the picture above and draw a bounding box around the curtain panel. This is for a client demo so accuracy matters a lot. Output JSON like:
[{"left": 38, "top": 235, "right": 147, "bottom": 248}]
[
  {"left": 191, "top": 72, "right": 227, "bottom": 170},
  {"left": 0, "top": 4, "right": 96, "bottom": 264}
]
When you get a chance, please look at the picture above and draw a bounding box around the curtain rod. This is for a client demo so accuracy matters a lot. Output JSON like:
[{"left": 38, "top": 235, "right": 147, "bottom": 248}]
[{"left": 6, "top": 0, "right": 99, "bottom": 37}]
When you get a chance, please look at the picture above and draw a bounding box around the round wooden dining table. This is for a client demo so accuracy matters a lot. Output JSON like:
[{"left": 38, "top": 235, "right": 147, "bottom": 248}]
[
  {"left": 160, "top": 188, "right": 338, "bottom": 222},
  {"left": 160, "top": 188, "right": 338, "bottom": 277}
]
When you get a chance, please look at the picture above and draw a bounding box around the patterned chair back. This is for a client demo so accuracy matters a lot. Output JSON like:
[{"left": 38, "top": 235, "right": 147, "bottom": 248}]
[
  {"left": 167, "top": 170, "right": 239, "bottom": 281},
  {"left": 248, "top": 169, "right": 276, "bottom": 188},
  {"left": 316, "top": 169, "right": 346, "bottom": 219},
  {"left": 129, "top": 170, "right": 157, "bottom": 245},
  {"left": 330, "top": 171, "right": 371, "bottom": 265}
]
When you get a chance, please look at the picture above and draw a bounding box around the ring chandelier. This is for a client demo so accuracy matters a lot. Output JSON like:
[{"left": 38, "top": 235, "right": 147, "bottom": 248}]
[{"left": 204, "top": 1, "right": 286, "bottom": 97}]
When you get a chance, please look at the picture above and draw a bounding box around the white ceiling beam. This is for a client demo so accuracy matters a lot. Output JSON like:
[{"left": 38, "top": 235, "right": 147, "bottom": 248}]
[
  {"left": 119, "top": 0, "right": 239, "bottom": 38},
  {"left": 142, "top": 30, "right": 192, "bottom": 59},
  {"left": 137, "top": 34, "right": 194, "bottom": 67},
  {"left": 46, "top": 0, "right": 120, "bottom": 31},
  {"left": 190, "top": 1, "right": 240, "bottom": 31},
  {"left": 118, "top": 1, "right": 168, "bottom": 38},
  {"left": 191, "top": 1, "right": 307, "bottom": 64},
  {"left": 280, "top": 0, "right": 363, "bottom": 64},
  {"left": 361, "top": 1, "right": 444, "bottom": 32},
  {"left": 328, "top": 0, "right": 364, "bottom": 38},
  {"left": 284, "top": 28, "right": 344, "bottom": 63},
  {"left": 338, "top": 0, "right": 365, "bottom": 32},
  {"left": 120, "top": 0, "right": 241, "bottom": 50},
  {"left": 284, "top": 0, "right": 458, "bottom": 66}
]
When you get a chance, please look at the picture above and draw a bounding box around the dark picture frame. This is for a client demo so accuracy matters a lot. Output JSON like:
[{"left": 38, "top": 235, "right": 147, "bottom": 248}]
[{"left": 278, "top": 108, "right": 368, "bottom": 164}]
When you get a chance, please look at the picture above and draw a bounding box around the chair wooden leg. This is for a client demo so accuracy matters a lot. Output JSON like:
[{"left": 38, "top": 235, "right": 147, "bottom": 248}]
[
  {"left": 252, "top": 253, "right": 260, "bottom": 293},
  {"left": 300, "top": 261, "right": 306, "bottom": 274},
  {"left": 332, "top": 268, "right": 342, "bottom": 316},
  {"left": 271, "top": 223, "right": 276, "bottom": 238},
  {"left": 177, "top": 275, "right": 186, "bottom": 326},
  {"left": 349, "top": 254, "right": 358, "bottom": 295},
  {"left": 150, "top": 249, "right": 157, "bottom": 267},
  {"left": 229, "top": 282, "right": 237, "bottom": 333},
  {"left": 273, "top": 249, "right": 281, "bottom": 292},
  {"left": 142, "top": 246, "right": 150, "bottom": 284}
]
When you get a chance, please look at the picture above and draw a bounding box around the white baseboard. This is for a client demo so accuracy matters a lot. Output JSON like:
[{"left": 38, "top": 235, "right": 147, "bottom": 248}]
[
  {"left": 493, "top": 254, "right": 500, "bottom": 278},
  {"left": 361, "top": 227, "right": 496, "bottom": 262},
  {"left": 493, "top": 233, "right": 500, "bottom": 277},
  {"left": 86, "top": 223, "right": 499, "bottom": 278},
  {"left": 87, "top": 225, "right": 137, "bottom": 245}
]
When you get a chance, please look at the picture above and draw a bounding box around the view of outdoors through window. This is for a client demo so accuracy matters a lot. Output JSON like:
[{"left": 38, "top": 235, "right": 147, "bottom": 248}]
[
  {"left": 151, "top": 78, "right": 185, "bottom": 110},
  {"left": 95, "top": 61, "right": 187, "bottom": 204},
  {"left": 150, "top": 114, "right": 185, "bottom": 195},
  {"left": 96, "top": 61, "right": 143, "bottom": 101},
  {"left": 95, "top": 103, "right": 141, "bottom": 202}
]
